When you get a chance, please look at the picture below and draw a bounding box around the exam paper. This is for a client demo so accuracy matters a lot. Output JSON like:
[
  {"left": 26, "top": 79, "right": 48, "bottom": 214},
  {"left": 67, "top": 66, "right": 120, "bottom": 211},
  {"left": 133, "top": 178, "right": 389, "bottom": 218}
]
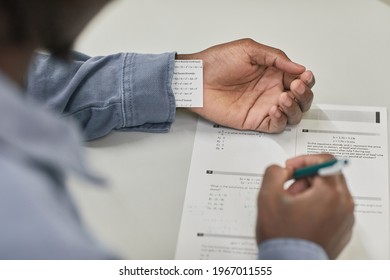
[{"left": 175, "top": 104, "right": 389, "bottom": 259}]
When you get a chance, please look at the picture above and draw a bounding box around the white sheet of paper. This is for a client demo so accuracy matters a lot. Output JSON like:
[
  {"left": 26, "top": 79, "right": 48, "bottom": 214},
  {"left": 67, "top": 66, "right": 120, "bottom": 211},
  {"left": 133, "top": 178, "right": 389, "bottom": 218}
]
[{"left": 175, "top": 104, "right": 389, "bottom": 259}]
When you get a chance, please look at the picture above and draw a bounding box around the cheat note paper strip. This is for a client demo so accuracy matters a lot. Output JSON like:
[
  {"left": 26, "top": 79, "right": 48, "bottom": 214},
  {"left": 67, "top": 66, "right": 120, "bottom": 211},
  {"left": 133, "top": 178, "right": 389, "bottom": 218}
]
[
  {"left": 175, "top": 104, "right": 389, "bottom": 259},
  {"left": 172, "top": 60, "right": 203, "bottom": 107}
]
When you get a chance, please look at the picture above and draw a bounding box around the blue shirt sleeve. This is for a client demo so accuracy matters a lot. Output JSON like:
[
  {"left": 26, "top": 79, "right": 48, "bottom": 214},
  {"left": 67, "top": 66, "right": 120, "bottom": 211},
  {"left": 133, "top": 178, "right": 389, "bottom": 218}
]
[
  {"left": 27, "top": 51, "right": 176, "bottom": 140},
  {"left": 258, "top": 238, "right": 328, "bottom": 260}
]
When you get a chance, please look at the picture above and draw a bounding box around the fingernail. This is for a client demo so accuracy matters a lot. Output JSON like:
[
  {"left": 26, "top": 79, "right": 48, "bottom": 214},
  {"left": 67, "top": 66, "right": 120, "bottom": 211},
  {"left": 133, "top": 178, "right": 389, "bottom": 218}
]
[{"left": 306, "top": 73, "right": 313, "bottom": 85}]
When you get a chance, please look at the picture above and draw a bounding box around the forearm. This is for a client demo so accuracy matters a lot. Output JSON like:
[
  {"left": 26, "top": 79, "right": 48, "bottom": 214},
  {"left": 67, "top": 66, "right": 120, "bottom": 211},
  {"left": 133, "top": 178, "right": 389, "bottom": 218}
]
[{"left": 27, "top": 51, "right": 176, "bottom": 140}]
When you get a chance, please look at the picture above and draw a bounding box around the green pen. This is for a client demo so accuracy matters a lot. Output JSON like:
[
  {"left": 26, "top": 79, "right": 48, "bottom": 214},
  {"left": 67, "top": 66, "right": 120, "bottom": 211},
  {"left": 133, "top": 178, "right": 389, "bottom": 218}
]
[{"left": 293, "top": 158, "right": 349, "bottom": 180}]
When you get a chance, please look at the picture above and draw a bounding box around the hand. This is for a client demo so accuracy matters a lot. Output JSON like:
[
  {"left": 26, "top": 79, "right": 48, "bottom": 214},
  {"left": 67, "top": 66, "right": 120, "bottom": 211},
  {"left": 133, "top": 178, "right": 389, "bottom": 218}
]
[
  {"left": 177, "top": 38, "right": 315, "bottom": 133},
  {"left": 256, "top": 154, "right": 355, "bottom": 259}
]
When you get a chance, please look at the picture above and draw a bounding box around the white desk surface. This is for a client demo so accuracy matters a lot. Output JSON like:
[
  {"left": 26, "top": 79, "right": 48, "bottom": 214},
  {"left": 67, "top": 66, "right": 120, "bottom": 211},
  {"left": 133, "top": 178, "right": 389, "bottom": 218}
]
[{"left": 72, "top": 0, "right": 390, "bottom": 259}]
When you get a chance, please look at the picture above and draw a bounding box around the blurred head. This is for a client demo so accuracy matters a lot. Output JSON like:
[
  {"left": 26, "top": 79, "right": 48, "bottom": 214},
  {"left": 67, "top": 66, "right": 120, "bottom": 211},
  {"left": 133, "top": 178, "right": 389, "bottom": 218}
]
[{"left": 0, "top": 0, "right": 111, "bottom": 57}]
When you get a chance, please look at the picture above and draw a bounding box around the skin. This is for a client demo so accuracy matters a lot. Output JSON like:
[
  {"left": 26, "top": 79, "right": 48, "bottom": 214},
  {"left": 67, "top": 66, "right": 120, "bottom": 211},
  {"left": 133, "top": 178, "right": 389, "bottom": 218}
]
[
  {"left": 0, "top": 0, "right": 352, "bottom": 258},
  {"left": 178, "top": 39, "right": 315, "bottom": 133},
  {"left": 257, "top": 154, "right": 355, "bottom": 259}
]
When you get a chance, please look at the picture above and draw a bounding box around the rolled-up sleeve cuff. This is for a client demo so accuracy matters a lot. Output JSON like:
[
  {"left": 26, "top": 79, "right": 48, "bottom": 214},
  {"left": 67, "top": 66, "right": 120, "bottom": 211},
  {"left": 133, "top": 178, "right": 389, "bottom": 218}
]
[
  {"left": 121, "top": 52, "right": 176, "bottom": 132},
  {"left": 258, "top": 238, "right": 328, "bottom": 260}
]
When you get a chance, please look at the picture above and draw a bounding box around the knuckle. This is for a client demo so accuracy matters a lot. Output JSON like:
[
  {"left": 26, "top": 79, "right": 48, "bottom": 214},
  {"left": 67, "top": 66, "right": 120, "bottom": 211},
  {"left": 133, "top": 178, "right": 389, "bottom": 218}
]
[
  {"left": 274, "top": 49, "right": 287, "bottom": 58},
  {"left": 265, "top": 164, "right": 279, "bottom": 174},
  {"left": 240, "top": 38, "right": 255, "bottom": 45}
]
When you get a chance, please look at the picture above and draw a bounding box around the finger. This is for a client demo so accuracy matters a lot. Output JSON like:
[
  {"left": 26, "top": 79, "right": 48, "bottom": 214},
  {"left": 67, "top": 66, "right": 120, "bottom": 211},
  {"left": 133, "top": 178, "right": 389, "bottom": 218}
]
[
  {"left": 263, "top": 105, "right": 287, "bottom": 133},
  {"left": 320, "top": 172, "right": 353, "bottom": 202},
  {"left": 260, "top": 164, "right": 292, "bottom": 195},
  {"left": 246, "top": 40, "right": 306, "bottom": 75},
  {"left": 310, "top": 171, "right": 351, "bottom": 203},
  {"left": 257, "top": 164, "right": 290, "bottom": 245},
  {"left": 286, "top": 179, "right": 311, "bottom": 195},
  {"left": 283, "top": 73, "right": 298, "bottom": 90},
  {"left": 300, "top": 70, "right": 316, "bottom": 88},
  {"left": 289, "top": 79, "right": 314, "bottom": 112},
  {"left": 283, "top": 70, "right": 315, "bottom": 90},
  {"left": 278, "top": 91, "right": 303, "bottom": 125},
  {"left": 286, "top": 154, "right": 336, "bottom": 170}
]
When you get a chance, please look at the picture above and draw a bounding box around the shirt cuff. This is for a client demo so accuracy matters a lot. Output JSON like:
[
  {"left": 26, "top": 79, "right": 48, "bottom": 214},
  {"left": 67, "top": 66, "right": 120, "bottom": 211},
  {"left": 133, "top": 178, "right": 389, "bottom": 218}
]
[
  {"left": 121, "top": 52, "right": 176, "bottom": 132},
  {"left": 258, "top": 238, "right": 328, "bottom": 260}
]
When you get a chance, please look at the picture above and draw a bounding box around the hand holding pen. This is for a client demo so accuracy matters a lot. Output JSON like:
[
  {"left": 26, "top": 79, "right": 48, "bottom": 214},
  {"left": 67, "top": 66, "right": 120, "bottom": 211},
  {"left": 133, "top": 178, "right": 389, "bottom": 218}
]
[
  {"left": 293, "top": 158, "right": 349, "bottom": 180},
  {"left": 256, "top": 153, "right": 355, "bottom": 259},
  {"left": 286, "top": 155, "right": 349, "bottom": 194}
]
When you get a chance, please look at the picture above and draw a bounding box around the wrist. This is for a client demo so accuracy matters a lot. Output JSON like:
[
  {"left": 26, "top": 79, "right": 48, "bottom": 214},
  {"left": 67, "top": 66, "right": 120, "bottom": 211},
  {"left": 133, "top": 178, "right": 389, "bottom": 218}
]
[{"left": 176, "top": 53, "right": 196, "bottom": 60}]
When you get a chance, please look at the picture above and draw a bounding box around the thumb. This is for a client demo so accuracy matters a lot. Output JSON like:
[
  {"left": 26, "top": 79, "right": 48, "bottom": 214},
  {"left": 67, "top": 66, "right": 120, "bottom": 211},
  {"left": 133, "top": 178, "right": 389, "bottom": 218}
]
[
  {"left": 248, "top": 41, "right": 305, "bottom": 75},
  {"left": 260, "top": 164, "right": 291, "bottom": 195}
]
